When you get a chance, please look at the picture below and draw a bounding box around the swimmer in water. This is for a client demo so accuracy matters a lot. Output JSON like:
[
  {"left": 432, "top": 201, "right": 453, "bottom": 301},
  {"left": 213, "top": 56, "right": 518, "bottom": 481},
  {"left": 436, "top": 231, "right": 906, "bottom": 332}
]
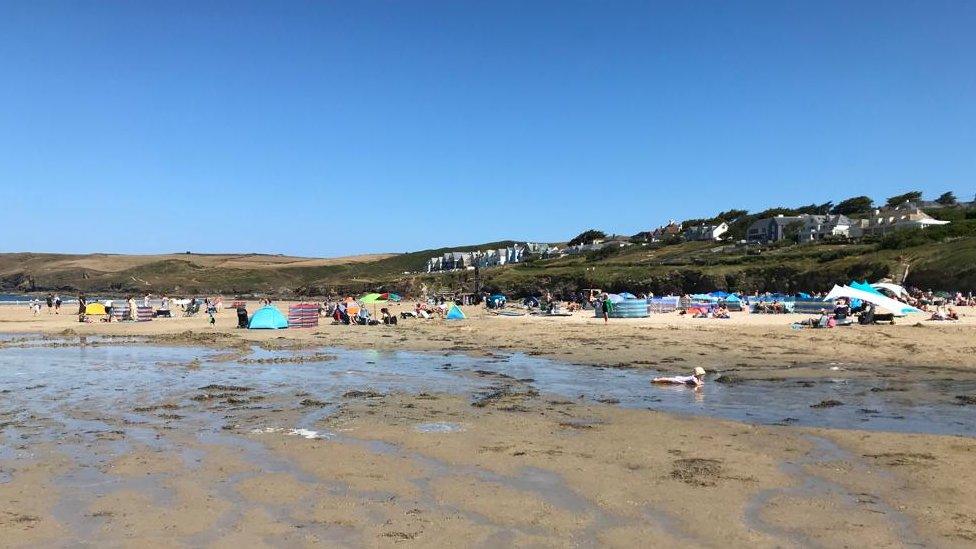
[{"left": 652, "top": 366, "right": 706, "bottom": 387}]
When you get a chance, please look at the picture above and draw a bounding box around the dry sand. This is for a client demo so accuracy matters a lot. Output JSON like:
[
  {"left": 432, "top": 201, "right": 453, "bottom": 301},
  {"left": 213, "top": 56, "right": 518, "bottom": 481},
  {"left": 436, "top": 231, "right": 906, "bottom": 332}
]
[{"left": 1, "top": 303, "right": 975, "bottom": 546}]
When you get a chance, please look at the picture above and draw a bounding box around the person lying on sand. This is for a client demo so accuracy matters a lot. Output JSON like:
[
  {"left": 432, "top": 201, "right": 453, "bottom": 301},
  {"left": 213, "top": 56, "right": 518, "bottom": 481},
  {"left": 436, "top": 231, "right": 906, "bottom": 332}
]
[{"left": 652, "top": 367, "right": 706, "bottom": 387}]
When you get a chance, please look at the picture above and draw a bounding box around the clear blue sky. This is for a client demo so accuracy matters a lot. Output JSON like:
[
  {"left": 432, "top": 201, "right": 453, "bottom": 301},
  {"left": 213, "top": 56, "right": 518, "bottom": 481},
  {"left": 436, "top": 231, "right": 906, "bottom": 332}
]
[{"left": 1, "top": 1, "right": 974, "bottom": 256}]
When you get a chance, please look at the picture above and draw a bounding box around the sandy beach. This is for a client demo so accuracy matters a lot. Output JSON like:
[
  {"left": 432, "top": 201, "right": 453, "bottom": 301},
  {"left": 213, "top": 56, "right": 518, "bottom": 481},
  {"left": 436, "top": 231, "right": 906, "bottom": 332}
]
[{"left": 2, "top": 303, "right": 976, "bottom": 546}]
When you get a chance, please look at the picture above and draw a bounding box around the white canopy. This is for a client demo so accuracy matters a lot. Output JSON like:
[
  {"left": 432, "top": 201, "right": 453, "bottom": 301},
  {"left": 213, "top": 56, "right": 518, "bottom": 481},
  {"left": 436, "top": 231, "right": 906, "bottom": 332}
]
[
  {"left": 871, "top": 282, "right": 909, "bottom": 298},
  {"left": 823, "top": 285, "right": 920, "bottom": 317}
]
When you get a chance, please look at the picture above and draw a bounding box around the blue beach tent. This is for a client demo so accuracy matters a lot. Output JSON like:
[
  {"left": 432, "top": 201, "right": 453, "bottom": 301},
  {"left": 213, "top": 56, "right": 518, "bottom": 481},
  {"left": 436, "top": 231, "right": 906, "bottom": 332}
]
[
  {"left": 248, "top": 305, "right": 289, "bottom": 329},
  {"left": 445, "top": 304, "right": 466, "bottom": 320}
]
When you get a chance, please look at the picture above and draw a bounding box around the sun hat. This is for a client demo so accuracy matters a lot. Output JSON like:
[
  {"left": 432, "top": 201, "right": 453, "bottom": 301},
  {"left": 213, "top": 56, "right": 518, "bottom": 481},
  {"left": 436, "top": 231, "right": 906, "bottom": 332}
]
[{"left": 693, "top": 367, "right": 706, "bottom": 376}]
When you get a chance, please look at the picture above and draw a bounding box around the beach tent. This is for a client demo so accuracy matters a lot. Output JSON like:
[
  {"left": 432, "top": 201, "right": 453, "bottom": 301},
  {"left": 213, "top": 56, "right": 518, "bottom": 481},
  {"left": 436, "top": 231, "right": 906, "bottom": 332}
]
[
  {"left": 379, "top": 293, "right": 402, "bottom": 302},
  {"left": 724, "top": 294, "right": 741, "bottom": 303},
  {"left": 709, "top": 291, "right": 729, "bottom": 298},
  {"left": 872, "top": 282, "right": 909, "bottom": 298},
  {"left": 606, "top": 294, "right": 625, "bottom": 304},
  {"left": 850, "top": 280, "right": 885, "bottom": 297},
  {"left": 85, "top": 303, "right": 107, "bottom": 315},
  {"left": 618, "top": 292, "right": 637, "bottom": 299},
  {"left": 248, "top": 305, "right": 289, "bottom": 329},
  {"left": 823, "top": 285, "right": 919, "bottom": 316},
  {"left": 445, "top": 304, "right": 466, "bottom": 320},
  {"left": 487, "top": 294, "right": 506, "bottom": 308}
]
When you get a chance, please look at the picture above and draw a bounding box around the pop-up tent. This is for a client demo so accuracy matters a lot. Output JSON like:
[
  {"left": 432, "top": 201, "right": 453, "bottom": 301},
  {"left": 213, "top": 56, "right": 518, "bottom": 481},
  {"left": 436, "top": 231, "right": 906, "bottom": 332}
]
[
  {"left": 872, "top": 282, "right": 909, "bottom": 298},
  {"left": 85, "top": 303, "right": 107, "bottom": 315},
  {"left": 823, "top": 285, "right": 919, "bottom": 316},
  {"left": 248, "top": 305, "right": 289, "bottom": 329},
  {"left": 445, "top": 304, "right": 466, "bottom": 320}
]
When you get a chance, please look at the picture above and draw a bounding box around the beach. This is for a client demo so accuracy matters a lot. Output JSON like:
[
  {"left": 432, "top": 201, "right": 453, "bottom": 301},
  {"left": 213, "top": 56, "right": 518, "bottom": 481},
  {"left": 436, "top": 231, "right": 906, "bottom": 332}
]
[{"left": 2, "top": 303, "right": 976, "bottom": 546}]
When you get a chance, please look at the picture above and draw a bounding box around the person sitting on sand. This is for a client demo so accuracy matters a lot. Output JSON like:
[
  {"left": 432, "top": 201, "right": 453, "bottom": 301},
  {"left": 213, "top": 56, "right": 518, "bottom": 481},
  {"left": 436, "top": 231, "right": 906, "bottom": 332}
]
[
  {"left": 714, "top": 305, "right": 730, "bottom": 319},
  {"left": 652, "top": 367, "right": 706, "bottom": 387},
  {"left": 930, "top": 305, "right": 950, "bottom": 321},
  {"left": 797, "top": 308, "right": 832, "bottom": 328}
]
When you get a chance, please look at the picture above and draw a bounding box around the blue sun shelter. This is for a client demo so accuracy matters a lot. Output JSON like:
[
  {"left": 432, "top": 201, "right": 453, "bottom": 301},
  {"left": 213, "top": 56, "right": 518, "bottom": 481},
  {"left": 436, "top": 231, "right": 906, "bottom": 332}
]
[
  {"left": 248, "top": 305, "right": 289, "bottom": 329},
  {"left": 445, "top": 304, "right": 466, "bottom": 320}
]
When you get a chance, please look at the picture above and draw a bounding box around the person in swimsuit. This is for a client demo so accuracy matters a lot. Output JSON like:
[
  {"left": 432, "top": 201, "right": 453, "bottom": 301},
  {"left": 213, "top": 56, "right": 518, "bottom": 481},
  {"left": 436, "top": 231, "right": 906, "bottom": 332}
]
[{"left": 652, "top": 367, "right": 706, "bottom": 387}]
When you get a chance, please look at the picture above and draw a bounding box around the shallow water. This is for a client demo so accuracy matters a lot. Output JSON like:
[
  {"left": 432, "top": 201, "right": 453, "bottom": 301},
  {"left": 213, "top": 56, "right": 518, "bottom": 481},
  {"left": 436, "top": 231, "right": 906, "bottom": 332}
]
[{"left": 0, "top": 337, "right": 973, "bottom": 437}]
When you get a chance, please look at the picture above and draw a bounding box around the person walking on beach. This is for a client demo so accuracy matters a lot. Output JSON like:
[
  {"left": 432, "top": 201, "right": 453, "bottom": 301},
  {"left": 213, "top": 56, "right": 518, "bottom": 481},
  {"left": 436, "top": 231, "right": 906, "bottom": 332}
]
[
  {"left": 54, "top": 294, "right": 61, "bottom": 314},
  {"left": 600, "top": 293, "right": 613, "bottom": 324},
  {"left": 46, "top": 294, "right": 53, "bottom": 314}
]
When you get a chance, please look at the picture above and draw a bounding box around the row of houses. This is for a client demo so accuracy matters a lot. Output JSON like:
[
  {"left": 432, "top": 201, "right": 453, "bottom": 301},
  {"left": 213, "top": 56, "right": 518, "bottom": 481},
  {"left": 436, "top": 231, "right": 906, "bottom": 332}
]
[
  {"left": 745, "top": 204, "right": 949, "bottom": 243},
  {"left": 425, "top": 243, "right": 559, "bottom": 272},
  {"left": 424, "top": 204, "right": 952, "bottom": 273},
  {"left": 635, "top": 220, "right": 729, "bottom": 243}
]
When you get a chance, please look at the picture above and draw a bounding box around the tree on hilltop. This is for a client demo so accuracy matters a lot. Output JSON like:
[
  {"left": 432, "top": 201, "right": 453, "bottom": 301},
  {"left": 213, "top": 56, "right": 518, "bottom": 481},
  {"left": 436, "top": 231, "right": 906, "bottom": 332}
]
[
  {"left": 886, "top": 191, "right": 922, "bottom": 207},
  {"left": 831, "top": 196, "right": 874, "bottom": 215},
  {"left": 568, "top": 229, "right": 607, "bottom": 246},
  {"left": 935, "top": 191, "right": 957, "bottom": 206}
]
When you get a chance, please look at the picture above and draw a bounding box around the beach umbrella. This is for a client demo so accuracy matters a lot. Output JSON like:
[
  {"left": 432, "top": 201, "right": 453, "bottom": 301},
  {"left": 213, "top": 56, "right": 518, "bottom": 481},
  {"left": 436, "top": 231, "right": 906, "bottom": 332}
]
[{"left": 359, "top": 293, "right": 383, "bottom": 304}]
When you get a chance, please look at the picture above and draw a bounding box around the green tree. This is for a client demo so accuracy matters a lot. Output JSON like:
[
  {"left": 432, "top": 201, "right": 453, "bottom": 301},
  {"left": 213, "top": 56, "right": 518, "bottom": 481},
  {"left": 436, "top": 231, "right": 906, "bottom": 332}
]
[
  {"left": 568, "top": 229, "right": 606, "bottom": 246},
  {"left": 831, "top": 196, "right": 874, "bottom": 215},
  {"left": 936, "top": 191, "right": 957, "bottom": 206},
  {"left": 886, "top": 191, "right": 923, "bottom": 207}
]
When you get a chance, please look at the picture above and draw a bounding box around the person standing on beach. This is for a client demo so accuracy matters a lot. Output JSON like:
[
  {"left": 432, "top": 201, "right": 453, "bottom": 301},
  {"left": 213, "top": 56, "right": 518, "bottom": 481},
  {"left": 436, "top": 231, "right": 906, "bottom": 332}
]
[
  {"left": 46, "top": 294, "right": 53, "bottom": 314},
  {"left": 78, "top": 294, "right": 87, "bottom": 316},
  {"left": 54, "top": 294, "right": 61, "bottom": 314},
  {"left": 601, "top": 293, "right": 613, "bottom": 324}
]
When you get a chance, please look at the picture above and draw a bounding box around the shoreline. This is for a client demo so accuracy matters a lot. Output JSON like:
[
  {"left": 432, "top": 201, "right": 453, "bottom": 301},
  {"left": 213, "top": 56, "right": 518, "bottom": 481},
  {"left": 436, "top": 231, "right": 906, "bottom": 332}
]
[{"left": 2, "top": 301, "right": 976, "bottom": 382}]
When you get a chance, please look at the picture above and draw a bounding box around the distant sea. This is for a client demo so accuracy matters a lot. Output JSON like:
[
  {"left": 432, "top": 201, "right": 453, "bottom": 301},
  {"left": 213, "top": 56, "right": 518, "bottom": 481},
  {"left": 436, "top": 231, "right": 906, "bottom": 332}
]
[{"left": 0, "top": 294, "right": 79, "bottom": 304}]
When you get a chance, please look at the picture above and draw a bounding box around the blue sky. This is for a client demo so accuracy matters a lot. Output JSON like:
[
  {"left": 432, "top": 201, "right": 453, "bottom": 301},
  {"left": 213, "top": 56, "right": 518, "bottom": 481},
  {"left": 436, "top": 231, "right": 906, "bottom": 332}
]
[{"left": 1, "top": 1, "right": 973, "bottom": 256}]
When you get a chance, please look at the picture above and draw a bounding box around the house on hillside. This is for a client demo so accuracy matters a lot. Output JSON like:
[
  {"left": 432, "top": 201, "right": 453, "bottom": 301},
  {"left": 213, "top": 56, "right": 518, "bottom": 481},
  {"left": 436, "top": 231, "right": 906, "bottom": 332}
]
[
  {"left": 746, "top": 215, "right": 806, "bottom": 243},
  {"left": 747, "top": 214, "right": 857, "bottom": 243},
  {"left": 651, "top": 221, "right": 683, "bottom": 242},
  {"left": 855, "top": 204, "right": 950, "bottom": 237},
  {"left": 798, "top": 214, "right": 856, "bottom": 241},
  {"left": 684, "top": 222, "right": 729, "bottom": 241},
  {"left": 563, "top": 237, "right": 633, "bottom": 255}
]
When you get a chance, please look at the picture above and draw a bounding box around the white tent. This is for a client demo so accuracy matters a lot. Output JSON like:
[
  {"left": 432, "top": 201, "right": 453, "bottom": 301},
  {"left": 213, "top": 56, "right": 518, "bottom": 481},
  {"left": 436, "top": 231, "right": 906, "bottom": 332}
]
[
  {"left": 871, "top": 282, "right": 909, "bottom": 298},
  {"left": 823, "top": 285, "right": 920, "bottom": 317}
]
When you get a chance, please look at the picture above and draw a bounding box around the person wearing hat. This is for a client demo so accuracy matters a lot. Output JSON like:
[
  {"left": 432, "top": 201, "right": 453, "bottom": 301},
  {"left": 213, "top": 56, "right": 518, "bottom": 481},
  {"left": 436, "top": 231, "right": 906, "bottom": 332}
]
[{"left": 652, "top": 367, "right": 707, "bottom": 387}]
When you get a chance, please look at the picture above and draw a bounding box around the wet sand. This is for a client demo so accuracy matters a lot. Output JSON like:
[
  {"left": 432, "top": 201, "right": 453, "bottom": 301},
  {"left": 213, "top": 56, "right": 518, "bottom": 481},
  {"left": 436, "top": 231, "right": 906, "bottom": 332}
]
[
  {"left": 3, "top": 301, "right": 976, "bottom": 381},
  {"left": 1, "top": 305, "right": 975, "bottom": 546}
]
